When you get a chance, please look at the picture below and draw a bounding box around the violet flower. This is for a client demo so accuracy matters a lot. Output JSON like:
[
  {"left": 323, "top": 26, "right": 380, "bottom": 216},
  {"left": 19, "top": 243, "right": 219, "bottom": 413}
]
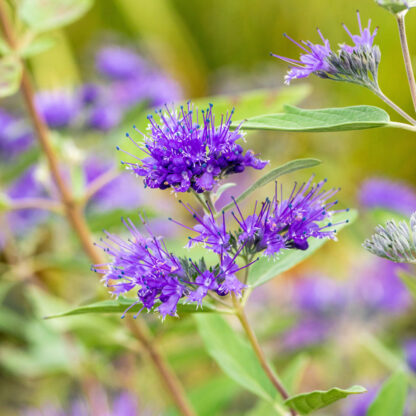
[
  {"left": 404, "top": 339, "right": 416, "bottom": 373},
  {"left": 121, "top": 102, "right": 268, "bottom": 193},
  {"left": 0, "top": 109, "right": 33, "bottom": 160},
  {"left": 353, "top": 258, "right": 411, "bottom": 314},
  {"left": 93, "top": 217, "right": 250, "bottom": 319},
  {"left": 359, "top": 177, "right": 416, "bottom": 216},
  {"left": 96, "top": 46, "right": 147, "bottom": 81},
  {"left": 272, "top": 11, "right": 381, "bottom": 90},
  {"left": 22, "top": 390, "right": 144, "bottom": 416},
  {"left": 35, "top": 89, "right": 81, "bottom": 129},
  {"left": 175, "top": 177, "right": 346, "bottom": 259}
]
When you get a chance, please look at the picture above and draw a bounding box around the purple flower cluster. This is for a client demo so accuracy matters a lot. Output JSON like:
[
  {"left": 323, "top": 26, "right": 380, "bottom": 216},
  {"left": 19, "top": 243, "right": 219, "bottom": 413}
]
[
  {"left": 123, "top": 102, "right": 268, "bottom": 193},
  {"left": 272, "top": 11, "right": 380, "bottom": 88},
  {"left": 33, "top": 45, "right": 181, "bottom": 132},
  {"left": 359, "top": 177, "right": 416, "bottom": 216},
  {"left": 177, "top": 177, "right": 346, "bottom": 258},
  {"left": 0, "top": 109, "right": 33, "bottom": 160},
  {"left": 35, "top": 90, "right": 81, "bottom": 129},
  {"left": 22, "top": 390, "right": 145, "bottom": 416},
  {"left": 2, "top": 167, "right": 48, "bottom": 244},
  {"left": 94, "top": 217, "right": 248, "bottom": 319}
]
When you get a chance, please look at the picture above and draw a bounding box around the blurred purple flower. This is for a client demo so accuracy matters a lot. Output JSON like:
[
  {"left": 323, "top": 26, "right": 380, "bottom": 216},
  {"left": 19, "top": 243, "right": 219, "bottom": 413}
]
[
  {"left": 282, "top": 319, "right": 331, "bottom": 350},
  {"left": 293, "top": 275, "right": 346, "bottom": 316},
  {"left": 96, "top": 46, "right": 147, "bottom": 80},
  {"left": 343, "top": 386, "right": 378, "bottom": 416},
  {"left": 79, "top": 83, "right": 100, "bottom": 105},
  {"left": 359, "top": 177, "right": 416, "bottom": 216},
  {"left": 84, "top": 157, "right": 142, "bottom": 211},
  {"left": 404, "top": 339, "right": 416, "bottom": 373},
  {"left": 0, "top": 109, "right": 33, "bottom": 160},
  {"left": 123, "top": 102, "right": 267, "bottom": 193},
  {"left": 353, "top": 257, "right": 411, "bottom": 313},
  {"left": 6, "top": 167, "right": 48, "bottom": 235},
  {"left": 35, "top": 90, "right": 81, "bottom": 129},
  {"left": 22, "top": 390, "right": 144, "bottom": 416},
  {"left": 87, "top": 105, "right": 122, "bottom": 132}
]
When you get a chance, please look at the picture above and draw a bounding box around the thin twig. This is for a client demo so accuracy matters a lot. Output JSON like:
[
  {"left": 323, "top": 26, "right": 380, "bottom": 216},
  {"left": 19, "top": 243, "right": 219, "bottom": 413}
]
[
  {"left": 373, "top": 88, "right": 416, "bottom": 126},
  {"left": 397, "top": 12, "right": 416, "bottom": 113},
  {"left": 7, "top": 197, "right": 63, "bottom": 213},
  {"left": 125, "top": 318, "right": 196, "bottom": 416},
  {"left": 81, "top": 167, "right": 119, "bottom": 206},
  {"left": 231, "top": 294, "right": 296, "bottom": 415}
]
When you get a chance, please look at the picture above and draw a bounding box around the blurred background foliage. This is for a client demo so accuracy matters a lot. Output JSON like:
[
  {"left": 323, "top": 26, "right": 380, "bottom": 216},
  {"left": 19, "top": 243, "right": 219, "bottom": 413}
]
[{"left": 1, "top": 0, "right": 416, "bottom": 415}]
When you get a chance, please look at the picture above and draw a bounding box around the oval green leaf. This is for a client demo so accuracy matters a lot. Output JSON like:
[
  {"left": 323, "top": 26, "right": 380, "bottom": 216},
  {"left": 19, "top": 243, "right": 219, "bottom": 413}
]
[
  {"left": 236, "top": 105, "right": 390, "bottom": 132},
  {"left": 220, "top": 158, "right": 321, "bottom": 214},
  {"left": 45, "top": 296, "right": 218, "bottom": 319},
  {"left": 248, "top": 210, "right": 357, "bottom": 287},
  {"left": 367, "top": 371, "right": 408, "bottom": 416},
  {"left": 19, "top": 0, "right": 93, "bottom": 32},
  {"left": 284, "top": 385, "right": 367, "bottom": 414},
  {"left": 195, "top": 314, "right": 283, "bottom": 408},
  {"left": 0, "top": 56, "right": 22, "bottom": 98}
]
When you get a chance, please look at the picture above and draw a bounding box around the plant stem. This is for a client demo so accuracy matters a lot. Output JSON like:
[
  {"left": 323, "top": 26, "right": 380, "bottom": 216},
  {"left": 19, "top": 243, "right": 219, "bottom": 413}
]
[
  {"left": 397, "top": 12, "right": 416, "bottom": 113},
  {"left": 0, "top": 4, "right": 195, "bottom": 415},
  {"left": 388, "top": 121, "right": 416, "bottom": 132},
  {"left": 373, "top": 88, "right": 416, "bottom": 126},
  {"left": 7, "top": 197, "right": 63, "bottom": 214},
  {"left": 126, "top": 318, "right": 196, "bottom": 416},
  {"left": 232, "top": 294, "right": 296, "bottom": 416}
]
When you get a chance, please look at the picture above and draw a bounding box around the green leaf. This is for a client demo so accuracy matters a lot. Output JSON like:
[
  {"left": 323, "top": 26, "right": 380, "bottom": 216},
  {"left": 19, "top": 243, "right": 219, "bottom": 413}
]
[
  {"left": 45, "top": 296, "right": 218, "bottom": 319},
  {"left": 194, "top": 314, "right": 282, "bottom": 406},
  {"left": 284, "top": 385, "right": 366, "bottom": 414},
  {"left": 0, "top": 56, "right": 22, "bottom": 98},
  {"left": 213, "top": 183, "right": 236, "bottom": 201},
  {"left": 282, "top": 354, "right": 309, "bottom": 395},
  {"left": 248, "top": 210, "right": 357, "bottom": 287},
  {"left": 19, "top": 0, "right": 94, "bottom": 32},
  {"left": 398, "top": 271, "right": 416, "bottom": 301},
  {"left": 20, "top": 35, "right": 56, "bottom": 57},
  {"left": 220, "top": 158, "right": 321, "bottom": 214},
  {"left": 367, "top": 371, "right": 408, "bottom": 416},
  {"left": 237, "top": 105, "right": 390, "bottom": 133}
]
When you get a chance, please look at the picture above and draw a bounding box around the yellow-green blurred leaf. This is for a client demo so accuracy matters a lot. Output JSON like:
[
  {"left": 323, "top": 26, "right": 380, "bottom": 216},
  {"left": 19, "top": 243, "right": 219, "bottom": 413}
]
[
  {"left": 0, "top": 55, "right": 22, "bottom": 97},
  {"left": 19, "top": 0, "right": 93, "bottom": 32}
]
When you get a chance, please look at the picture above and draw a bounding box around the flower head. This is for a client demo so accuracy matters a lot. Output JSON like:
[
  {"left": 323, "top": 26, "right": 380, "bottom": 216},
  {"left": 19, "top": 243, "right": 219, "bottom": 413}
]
[
  {"left": 96, "top": 46, "right": 147, "bottom": 81},
  {"left": 273, "top": 11, "right": 380, "bottom": 90},
  {"left": 0, "top": 109, "right": 33, "bottom": 160},
  {"left": 358, "top": 177, "right": 416, "bottom": 216},
  {"left": 271, "top": 30, "right": 332, "bottom": 85},
  {"left": 176, "top": 177, "right": 346, "bottom": 259},
  {"left": 342, "top": 11, "right": 378, "bottom": 52},
  {"left": 363, "top": 212, "right": 416, "bottom": 263},
  {"left": 35, "top": 89, "right": 81, "bottom": 129},
  {"left": 121, "top": 102, "right": 268, "bottom": 193},
  {"left": 93, "top": 217, "right": 248, "bottom": 319}
]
